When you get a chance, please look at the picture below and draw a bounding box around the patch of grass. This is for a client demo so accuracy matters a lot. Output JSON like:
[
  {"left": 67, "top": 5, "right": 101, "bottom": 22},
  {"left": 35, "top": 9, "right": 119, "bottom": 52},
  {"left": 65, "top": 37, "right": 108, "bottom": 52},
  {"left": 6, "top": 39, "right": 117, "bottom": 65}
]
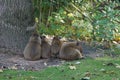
[{"left": 0, "top": 57, "right": 120, "bottom": 80}]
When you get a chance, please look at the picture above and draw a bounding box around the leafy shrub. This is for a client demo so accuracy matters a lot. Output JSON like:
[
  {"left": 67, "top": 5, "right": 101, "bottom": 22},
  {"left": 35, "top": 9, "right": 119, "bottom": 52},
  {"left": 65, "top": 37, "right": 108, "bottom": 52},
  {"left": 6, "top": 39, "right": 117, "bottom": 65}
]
[{"left": 33, "top": 0, "right": 120, "bottom": 42}]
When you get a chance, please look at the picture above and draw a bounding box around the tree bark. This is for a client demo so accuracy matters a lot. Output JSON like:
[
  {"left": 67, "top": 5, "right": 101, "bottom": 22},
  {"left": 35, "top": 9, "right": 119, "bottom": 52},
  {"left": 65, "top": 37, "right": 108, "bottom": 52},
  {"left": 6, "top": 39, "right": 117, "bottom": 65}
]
[{"left": 0, "top": 0, "right": 34, "bottom": 54}]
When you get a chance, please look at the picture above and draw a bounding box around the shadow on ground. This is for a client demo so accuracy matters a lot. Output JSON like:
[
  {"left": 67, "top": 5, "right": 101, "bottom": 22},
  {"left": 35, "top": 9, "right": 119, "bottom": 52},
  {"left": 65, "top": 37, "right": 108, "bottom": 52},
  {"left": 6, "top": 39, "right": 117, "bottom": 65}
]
[{"left": 0, "top": 41, "right": 105, "bottom": 71}]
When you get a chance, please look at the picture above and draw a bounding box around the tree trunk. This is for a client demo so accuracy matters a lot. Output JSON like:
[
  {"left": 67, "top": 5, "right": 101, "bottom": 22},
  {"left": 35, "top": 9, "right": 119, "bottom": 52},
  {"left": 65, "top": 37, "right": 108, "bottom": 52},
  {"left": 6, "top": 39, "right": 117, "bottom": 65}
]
[{"left": 0, "top": 0, "right": 34, "bottom": 54}]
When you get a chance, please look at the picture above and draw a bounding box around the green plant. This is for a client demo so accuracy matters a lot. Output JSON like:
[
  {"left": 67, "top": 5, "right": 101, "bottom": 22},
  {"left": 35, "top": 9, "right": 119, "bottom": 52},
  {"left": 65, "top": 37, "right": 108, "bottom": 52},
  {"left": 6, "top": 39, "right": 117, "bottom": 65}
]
[
  {"left": 33, "top": 0, "right": 120, "bottom": 42},
  {"left": 92, "top": 1, "right": 120, "bottom": 41}
]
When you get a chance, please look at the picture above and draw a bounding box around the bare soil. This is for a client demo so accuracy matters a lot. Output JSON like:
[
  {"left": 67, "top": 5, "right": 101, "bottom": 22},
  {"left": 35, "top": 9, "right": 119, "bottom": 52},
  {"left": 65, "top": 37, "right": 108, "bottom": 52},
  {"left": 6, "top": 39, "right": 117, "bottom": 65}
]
[
  {"left": 0, "top": 52, "right": 63, "bottom": 71},
  {"left": 0, "top": 41, "right": 105, "bottom": 71}
]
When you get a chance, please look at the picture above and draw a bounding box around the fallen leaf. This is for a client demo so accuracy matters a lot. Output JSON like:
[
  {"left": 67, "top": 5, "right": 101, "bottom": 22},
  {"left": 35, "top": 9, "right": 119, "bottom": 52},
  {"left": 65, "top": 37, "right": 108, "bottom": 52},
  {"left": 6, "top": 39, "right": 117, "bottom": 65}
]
[
  {"left": 44, "top": 62, "right": 47, "bottom": 66},
  {"left": 30, "top": 76, "right": 37, "bottom": 79},
  {"left": 116, "top": 65, "right": 120, "bottom": 69},
  {"left": 115, "top": 63, "right": 120, "bottom": 66},
  {"left": 0, "top": 69, "right": 3, "bottom": 72},
  {"left": 81, "top": 77, "right": 90, "bottom": 80},
  {"left": 100, "top": 68, "right": 105, "bottom": 71},
  {"left": 69, "top": 66, "right": 76, "bottom": 70},
  {"left": 48, "top": 65, "right": 59, "bottom": 67},
  {"left": 100, "top": 68, "right": 106, "bottom": 73},
  {"left": 75, "top": 61, "right": 81, "bottom": 65},
  {"left": 103, "top": 63, "right": 106, "bottom": 66},
  {"left": 11, "top": 66, "right": 18, "bottom": 70}
]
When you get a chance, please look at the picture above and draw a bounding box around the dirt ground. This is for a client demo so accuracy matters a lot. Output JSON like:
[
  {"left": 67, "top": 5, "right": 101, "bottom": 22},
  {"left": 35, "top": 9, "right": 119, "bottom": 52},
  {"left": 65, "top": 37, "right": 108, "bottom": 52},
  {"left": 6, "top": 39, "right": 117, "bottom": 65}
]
[
  {"left": 0, "top": 41, "right": 105, "bottom": 71},
  {"left": 0, "top": 51, "right": 64, "bottom": 71}
]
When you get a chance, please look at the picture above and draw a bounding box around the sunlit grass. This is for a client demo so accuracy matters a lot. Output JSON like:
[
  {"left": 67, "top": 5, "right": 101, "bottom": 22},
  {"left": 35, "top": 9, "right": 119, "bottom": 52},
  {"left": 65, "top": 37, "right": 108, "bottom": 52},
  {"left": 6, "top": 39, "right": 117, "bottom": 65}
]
[{"left": 0, "top": 57, "right": 120, "bottom": 80}]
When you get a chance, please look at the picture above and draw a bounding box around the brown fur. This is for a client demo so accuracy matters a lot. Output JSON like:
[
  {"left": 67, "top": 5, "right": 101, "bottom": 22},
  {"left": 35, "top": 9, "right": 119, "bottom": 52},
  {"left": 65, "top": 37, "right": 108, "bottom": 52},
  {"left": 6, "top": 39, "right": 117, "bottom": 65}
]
[
  {"left": 41, "top": 36, "right": 51, "bottom": 58},
  {"left": 59, "top": 41, "right": 84, "bottom": 60},
  {"left": 23, "top": 33, "right": 41, "bottom": 61},
  {"left": 76, "top": 41, "right": 83, "bottom": 53},
  {"left": 51, "top": 36, "right": 62, "bottom": 58}
]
